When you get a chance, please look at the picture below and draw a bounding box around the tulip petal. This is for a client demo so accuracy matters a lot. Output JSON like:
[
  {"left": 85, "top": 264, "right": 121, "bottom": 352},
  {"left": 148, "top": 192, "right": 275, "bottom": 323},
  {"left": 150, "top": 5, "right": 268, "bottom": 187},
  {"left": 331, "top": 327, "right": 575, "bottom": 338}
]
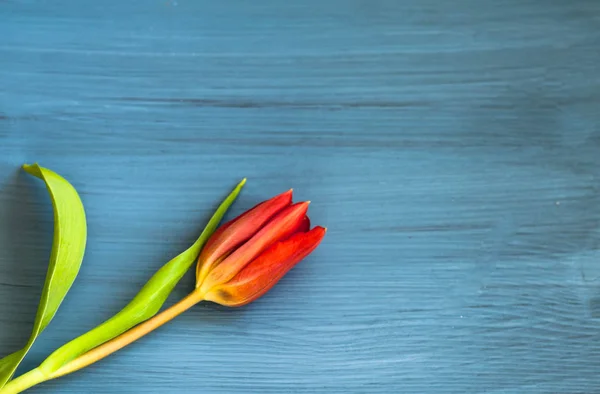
[
  {"left": 297, "top": 216, "right": 310, "bottom": 234},
  {"left": 204, "top": 226, "right": 326, "bottom": 307},
  {"left": 200, "top": 202, "right": 310, "bottom": 293},
  {"left": 196, "top": 189, "right": 292, "bottom": 287}
]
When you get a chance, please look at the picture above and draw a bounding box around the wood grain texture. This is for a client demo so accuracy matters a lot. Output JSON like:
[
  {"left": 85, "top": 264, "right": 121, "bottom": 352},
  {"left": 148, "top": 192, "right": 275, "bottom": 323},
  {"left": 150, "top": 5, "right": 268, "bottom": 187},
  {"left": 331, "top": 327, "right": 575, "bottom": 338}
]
[{"left": 1, "top": 0, "right": 600, "bottom": 392}]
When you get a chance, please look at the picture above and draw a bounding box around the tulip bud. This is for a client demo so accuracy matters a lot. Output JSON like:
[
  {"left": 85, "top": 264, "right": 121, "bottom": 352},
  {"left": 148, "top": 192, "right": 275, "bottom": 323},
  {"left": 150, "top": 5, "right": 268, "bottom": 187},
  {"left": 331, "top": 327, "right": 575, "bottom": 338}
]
[
  {"left": 196, "top": 191, "right": 326, "bottom": 306},
  {"left": 204, "top": 226, "right": 326, "bottom": 307},
  {"left": 196, "top": 189, "right": 292, "bottom": 286}
]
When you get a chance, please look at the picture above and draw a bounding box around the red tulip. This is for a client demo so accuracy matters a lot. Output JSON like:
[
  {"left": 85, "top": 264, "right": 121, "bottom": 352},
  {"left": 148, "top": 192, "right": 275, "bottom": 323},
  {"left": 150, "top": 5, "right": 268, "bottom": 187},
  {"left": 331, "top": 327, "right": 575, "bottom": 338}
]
[
  {"left": 196, "top": 189, "right": 293, "bottom": 285},
  {"left": 196, "top": 190, "right": 326, "bottom": 306}
]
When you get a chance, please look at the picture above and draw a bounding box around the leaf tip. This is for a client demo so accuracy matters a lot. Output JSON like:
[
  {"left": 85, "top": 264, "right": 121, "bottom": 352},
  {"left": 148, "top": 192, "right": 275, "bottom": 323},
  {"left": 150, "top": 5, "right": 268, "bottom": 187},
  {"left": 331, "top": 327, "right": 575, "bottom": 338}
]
[
  {"left": 22, "top": 163, "right": 42, "bottom": 177},
  {"left": 233, "top": 178, "right": 247, "bottom": 193}
]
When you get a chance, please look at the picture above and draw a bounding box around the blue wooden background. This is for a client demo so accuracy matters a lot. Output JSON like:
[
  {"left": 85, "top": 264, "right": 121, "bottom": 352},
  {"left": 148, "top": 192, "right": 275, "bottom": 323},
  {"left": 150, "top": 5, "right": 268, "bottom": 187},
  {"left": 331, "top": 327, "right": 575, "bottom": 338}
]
[{"left": 2, "top": 1, "right": 600, "bottom": 393}]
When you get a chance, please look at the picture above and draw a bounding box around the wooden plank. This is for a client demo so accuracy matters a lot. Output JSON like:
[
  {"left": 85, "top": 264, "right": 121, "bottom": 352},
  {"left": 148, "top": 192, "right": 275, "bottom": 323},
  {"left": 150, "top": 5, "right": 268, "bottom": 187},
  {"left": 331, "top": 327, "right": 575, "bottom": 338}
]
[{"left": 1, "top": 0, "right": 600, "bottom": 392}]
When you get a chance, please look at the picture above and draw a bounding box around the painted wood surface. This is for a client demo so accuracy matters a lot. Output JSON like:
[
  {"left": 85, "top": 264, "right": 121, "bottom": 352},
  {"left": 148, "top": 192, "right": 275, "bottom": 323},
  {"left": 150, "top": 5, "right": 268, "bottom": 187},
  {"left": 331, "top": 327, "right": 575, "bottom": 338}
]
[{"left": 2, "top": 1, "right": 600, "bottom": 393}]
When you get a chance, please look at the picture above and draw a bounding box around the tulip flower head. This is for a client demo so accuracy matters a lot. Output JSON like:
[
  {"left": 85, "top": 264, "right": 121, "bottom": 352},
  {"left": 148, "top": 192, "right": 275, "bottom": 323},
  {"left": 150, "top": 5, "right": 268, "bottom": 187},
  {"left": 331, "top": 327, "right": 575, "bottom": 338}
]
[{"left": 196, "top": 190, "right": 326, "bottom": 307}]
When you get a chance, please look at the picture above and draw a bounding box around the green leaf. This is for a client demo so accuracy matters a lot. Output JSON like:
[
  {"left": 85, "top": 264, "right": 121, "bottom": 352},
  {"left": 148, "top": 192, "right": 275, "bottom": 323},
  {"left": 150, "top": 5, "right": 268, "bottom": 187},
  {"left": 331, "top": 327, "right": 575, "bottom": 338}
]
[
  {"left": 0, "top": 164, "right": 87, "bottom": 388},
  {"left": 37, "top": 178, "right": 246, "bottom": 376},
  {"left": 0, "top": 351, "right": 25, "bottom": 381}
]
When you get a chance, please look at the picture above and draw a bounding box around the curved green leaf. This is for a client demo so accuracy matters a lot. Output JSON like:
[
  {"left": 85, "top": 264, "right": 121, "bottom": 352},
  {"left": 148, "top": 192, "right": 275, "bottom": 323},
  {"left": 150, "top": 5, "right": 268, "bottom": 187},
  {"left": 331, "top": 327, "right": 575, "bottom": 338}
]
[
  {"left": 37, "top": 178, "right": 246, "bottom": 376},
  {"left": 0, "top": 164, "right": 87, "bottom": 387},
  {"left": 0, "top": 352, "right": 25, "bottom": 383}
]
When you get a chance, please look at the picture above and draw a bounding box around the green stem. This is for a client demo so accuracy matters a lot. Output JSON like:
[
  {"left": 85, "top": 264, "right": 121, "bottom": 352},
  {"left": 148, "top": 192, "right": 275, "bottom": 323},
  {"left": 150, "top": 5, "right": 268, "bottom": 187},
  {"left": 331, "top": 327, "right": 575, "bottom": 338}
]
[{"left": 0, "top": 368, "right": 47, "bottom": 394}]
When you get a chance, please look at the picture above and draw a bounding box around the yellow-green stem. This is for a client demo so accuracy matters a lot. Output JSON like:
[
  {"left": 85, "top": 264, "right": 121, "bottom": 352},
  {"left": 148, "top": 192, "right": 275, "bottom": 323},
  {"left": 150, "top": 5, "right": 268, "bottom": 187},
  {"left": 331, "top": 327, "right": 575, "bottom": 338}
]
[
  {"left": 0, "top": 368, "right": 47, "bottom": 394},
  {"left": 53, "top": 289, "right": 204, "bottom": 379}
]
